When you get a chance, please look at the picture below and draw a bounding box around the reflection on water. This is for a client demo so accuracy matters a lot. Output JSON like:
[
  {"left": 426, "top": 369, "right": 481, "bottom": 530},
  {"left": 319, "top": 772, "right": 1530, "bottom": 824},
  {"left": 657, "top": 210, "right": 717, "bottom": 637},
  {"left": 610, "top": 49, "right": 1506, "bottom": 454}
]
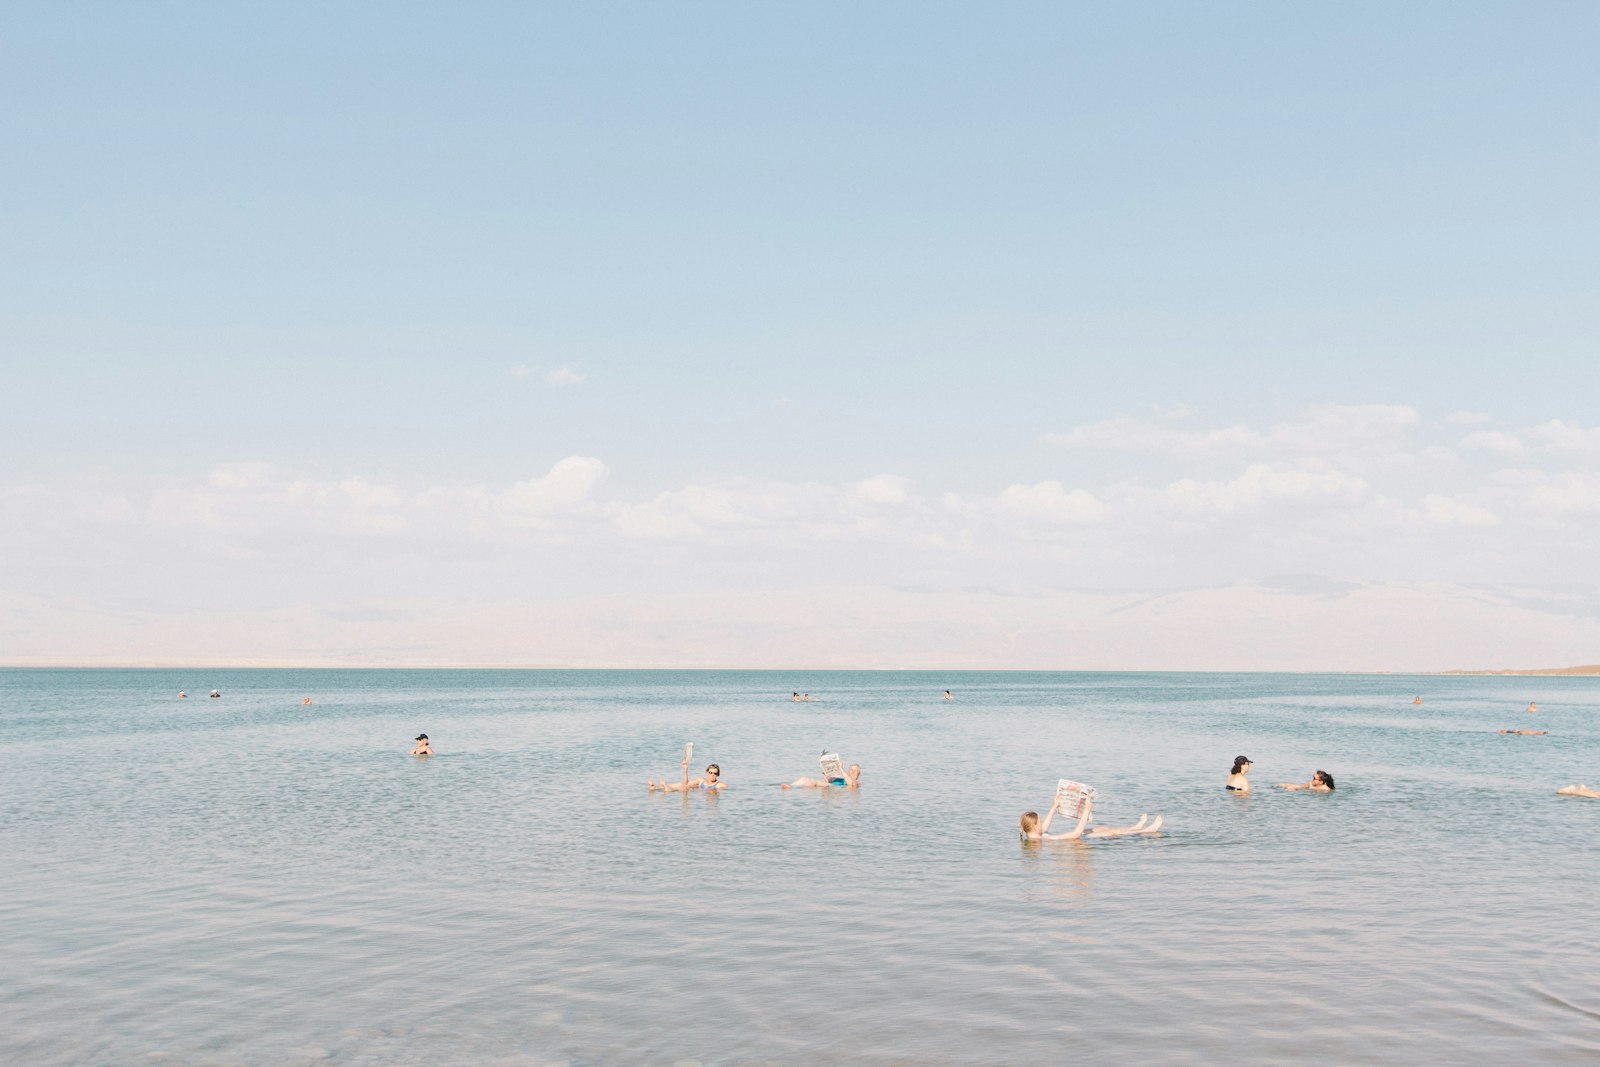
[
  {"left": 1021, "top": 838, "right": 1098, "bottom": 901},
  {"left": 2, "top": 668, "right": 1598, "bottom": 1065}
]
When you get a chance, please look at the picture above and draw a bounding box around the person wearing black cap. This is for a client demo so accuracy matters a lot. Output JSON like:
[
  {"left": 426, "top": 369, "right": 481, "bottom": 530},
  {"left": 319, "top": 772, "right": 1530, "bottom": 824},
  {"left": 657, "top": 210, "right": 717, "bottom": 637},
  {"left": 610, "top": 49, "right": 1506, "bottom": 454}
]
[
  {"left": 411, "top": 734, "right": 432, "bottom": 756},
  {"left": 1226, "top": 756, "right": 1252, "bottom": 793}
]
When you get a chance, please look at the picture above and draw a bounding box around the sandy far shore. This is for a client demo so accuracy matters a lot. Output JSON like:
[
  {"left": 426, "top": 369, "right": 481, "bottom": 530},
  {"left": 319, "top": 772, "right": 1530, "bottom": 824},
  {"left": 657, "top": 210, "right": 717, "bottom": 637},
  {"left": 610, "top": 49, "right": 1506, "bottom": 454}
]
[{"left": 1445, "top": 664, "right": 1600, "bottom": 676}]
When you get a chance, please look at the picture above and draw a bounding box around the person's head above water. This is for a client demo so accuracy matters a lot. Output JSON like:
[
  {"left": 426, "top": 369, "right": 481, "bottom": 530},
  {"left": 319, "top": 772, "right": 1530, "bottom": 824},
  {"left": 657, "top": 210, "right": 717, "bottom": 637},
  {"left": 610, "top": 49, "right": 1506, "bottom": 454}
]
[
  {"left": 415, "top": 733, "right": 429, "bottom": 741},
  {"left": 1312, "top": 770, "right": 1335, "bottom": 790},
  {"left": 1231, "top": 756, "right": 1252, "bottom": 775},
  {"left": 704, "top": 763, "right": 720, "bottom": 778},
  {"left": 1020, "top": 811, "right": 1041, "bottom": 835}
]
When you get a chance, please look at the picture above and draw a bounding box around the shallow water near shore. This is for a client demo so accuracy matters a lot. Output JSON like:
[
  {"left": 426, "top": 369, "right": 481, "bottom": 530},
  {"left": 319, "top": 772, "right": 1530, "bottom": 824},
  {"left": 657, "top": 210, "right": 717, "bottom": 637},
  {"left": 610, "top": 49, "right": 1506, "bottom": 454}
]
[{"left": 3, "top": 668, "right": 1598, "bottom": 1066}]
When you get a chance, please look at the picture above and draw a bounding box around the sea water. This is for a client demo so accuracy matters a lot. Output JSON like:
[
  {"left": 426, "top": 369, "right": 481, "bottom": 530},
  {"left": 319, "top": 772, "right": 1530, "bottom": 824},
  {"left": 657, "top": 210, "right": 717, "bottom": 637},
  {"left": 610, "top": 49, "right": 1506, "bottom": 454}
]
[{"left": 2, "top": 669, "right": 1597, "bottom": 1066}]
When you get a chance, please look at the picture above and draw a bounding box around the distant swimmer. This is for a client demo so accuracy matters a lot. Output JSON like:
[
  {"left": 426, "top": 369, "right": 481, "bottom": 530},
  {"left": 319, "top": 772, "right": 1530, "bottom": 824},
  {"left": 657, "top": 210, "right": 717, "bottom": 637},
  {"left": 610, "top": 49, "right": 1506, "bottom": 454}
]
[
  {"left": 802, "top": 693, "right": 814, "bottom": 702},
  {"left": 792, "top": 692, "right": 801, "bottom": 701},
  {"left": 411, "top": 733, "right": 432, "bottom": 756},
  {"left": 1527, "top": 702, "right": 1538, "bottom": 713},
  {"left": 210, "top": 690, "right": 221, "bottom": 699},
  {"left": 178, "top": 691, "right": 187, "bottom": 699},
  {"left": 302, "top": 697, "right": 312, "bottom": 706},
  {"left": 1276, "top": 770, "right": 1336, "bottom": 792},
  {"left": 1413, "top": 696, "right": 1422, "bottom": 705},
  {"left": 943, "top": 690, "right": 953, "bottom": 700},
  {"left": 649, "top": 763, "right": 724, "bottom": 793},
  {"left": 1021, "top": 791, "right": 1162, "bottom": 841},
  {"left": 1498, "top": 728, "right": 1547, "bottom": 736},
  {"left": 1226, "top": 756, "right": 1253, "bottom": 793},
  {"left": 1557, "top": 785, "right": 1599, "bottom": 798}
]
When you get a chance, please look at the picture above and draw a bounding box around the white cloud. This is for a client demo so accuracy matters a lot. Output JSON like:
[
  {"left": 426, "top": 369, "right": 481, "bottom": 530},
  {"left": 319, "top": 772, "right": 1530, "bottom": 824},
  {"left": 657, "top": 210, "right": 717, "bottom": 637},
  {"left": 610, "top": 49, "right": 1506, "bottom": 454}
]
[
  {"left": 1459, "top": 429, "right": 1526, "bottom": 454},
  {"left": 1163, "top": 462, "right": 1368, "bottom": 513},
  {"left": 1460, "top": 419, "right": 1600, "bottom": 457},
  {"left": 497, "top": 457, "right": 608, "bottom": 521},
  {"left": 1264, "top": 404, "right": 1420, "bottom": 453},
  {"left": 1041, "top": 414, "right": 1262, "bottom": 454},
  {"left": 1524, "top": 419, "right": 1600, "bottom": 455},
  {"left": 855, "top": 474, "right": 911, "bottom": 505},
  {"left": 997, "top": 481, "right": 1109, "bottom": 523},
  {"left": 1420, "top": 494, "right": 1500, "bottom": 527},
  {"left": 1519, "top": 472, "right": 1600, "bottom": 516},
  {"left": 546, "top": 367, "right": 587, "bottom": 386},
  {"left": 1042, "top": 403, "right": 1419, "bottom": 458},
  {"left": 510, "top": 364, "right": 531, "bottom": 378}
]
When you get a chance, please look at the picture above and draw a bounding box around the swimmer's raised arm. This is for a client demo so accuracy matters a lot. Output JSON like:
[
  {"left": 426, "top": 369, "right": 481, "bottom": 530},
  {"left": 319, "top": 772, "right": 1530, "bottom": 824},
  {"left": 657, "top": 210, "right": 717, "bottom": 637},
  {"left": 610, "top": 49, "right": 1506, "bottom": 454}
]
[{"left": 1023, "top": 796, "right": 1093, "bottom": 841}]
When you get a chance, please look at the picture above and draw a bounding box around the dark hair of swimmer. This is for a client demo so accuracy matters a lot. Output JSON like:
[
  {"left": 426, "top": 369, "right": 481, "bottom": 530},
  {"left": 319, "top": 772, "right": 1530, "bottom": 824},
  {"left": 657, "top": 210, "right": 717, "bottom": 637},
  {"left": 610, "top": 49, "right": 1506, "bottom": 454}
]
[
  {"left": 415, "top": 734, "right": 428, "bottom": 741},
  {"left": 1231, "top": 755, "right": 1251, "bottom": 775},
  {"left": 1314, "top": 770, "right": 1335, "bottom": 790}
]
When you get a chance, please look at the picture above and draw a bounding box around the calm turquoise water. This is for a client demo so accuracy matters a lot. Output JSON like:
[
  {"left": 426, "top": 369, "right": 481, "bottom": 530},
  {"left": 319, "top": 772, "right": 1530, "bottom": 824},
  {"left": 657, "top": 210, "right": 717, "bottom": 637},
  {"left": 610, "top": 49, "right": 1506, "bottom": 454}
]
[{"left": 3, "top": 669, "right": 1598, "bottom": 1066}]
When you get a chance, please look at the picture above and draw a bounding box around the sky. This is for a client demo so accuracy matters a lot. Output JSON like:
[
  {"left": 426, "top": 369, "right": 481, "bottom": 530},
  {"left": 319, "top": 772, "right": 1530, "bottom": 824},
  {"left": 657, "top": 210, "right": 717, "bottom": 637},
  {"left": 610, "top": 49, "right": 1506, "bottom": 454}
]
[{"left": 2, "top": 2, "right": 1597, "bottom": 669}]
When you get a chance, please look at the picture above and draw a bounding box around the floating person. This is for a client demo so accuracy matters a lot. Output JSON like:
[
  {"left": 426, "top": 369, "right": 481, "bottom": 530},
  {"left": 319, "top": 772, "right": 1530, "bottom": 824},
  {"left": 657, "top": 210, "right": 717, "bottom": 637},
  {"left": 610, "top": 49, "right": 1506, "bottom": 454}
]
[
  {"left": 178, "top": 691, "right": 186, "bottom": 699},
  {"left": 648, "top": 742, "right": 724, "bottom": 792},
  {"left": 1226, "top": 755, "right": 1253, "bottom": 793},
  {"left": 1557, "top": 784, "right": 1599, "bottom": 798},
  {"left": 1276, "top": 770, "right": 1336, "bottom": 792},
  {"left": 943, "top": 690, "right": 953, "bottom": 700},
  {"left": 411, "top": 733, "right": 432, "bottom": 756},
  {"left": 802, "top": 693, "right": 814, "bottom": 702},
  {"left": 792, "top": 692, "right": 801, "bottom": 702},
  {"left": 1413, "top": 696, "right": 1422, "bottom": 705},
  {"left": 1021, "top": 781, "right": 1162, "bottom": 841},
  {"left": 649, "top": 763, "right": 724, "bottom": 793},
  {"left": 209, "top": 690, "right": 221, "bottom": 699},
  {"left": 1498, "top": 728, "right": 1548, "bottom": 735},
  {"left": 1527, "top": 702, "right": 1538, "bottom": 713},
  {"left": 782, "top": 751, "right": 860, "bottom": 790},
  {"left": 302, "top": 697, "right": 312, "bottom": 706}
]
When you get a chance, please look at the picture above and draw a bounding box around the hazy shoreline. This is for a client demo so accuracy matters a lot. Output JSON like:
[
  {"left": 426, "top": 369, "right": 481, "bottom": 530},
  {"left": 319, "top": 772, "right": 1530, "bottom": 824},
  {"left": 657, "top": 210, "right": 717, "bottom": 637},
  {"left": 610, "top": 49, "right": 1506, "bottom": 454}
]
[
  {"left": 4, "top": 662, "right": 1600, "bottom": 676},
  {"left": 1443, "top": 664, "right": 1600, "bottom": 676}
]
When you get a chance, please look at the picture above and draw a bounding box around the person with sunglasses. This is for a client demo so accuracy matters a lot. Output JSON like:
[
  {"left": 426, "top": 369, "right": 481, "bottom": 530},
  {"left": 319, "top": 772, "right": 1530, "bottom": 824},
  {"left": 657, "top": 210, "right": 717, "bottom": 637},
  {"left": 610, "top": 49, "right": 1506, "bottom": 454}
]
[{"left": 649, "top": 763, "right": 725, "bottom": 792}]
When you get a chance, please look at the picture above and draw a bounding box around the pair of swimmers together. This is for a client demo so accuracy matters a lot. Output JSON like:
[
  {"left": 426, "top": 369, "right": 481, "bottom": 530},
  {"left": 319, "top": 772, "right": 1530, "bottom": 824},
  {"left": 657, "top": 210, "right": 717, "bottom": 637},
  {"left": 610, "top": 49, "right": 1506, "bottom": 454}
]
[{"left": 1225, "top": 756, "right": 1335, "bottom": 794}]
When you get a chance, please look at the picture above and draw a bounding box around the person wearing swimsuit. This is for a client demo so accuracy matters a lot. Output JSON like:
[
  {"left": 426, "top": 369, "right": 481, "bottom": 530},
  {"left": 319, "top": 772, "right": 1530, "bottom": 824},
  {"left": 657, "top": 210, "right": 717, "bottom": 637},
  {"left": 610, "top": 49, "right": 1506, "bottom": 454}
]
[
  {"left": 1021, "top": 794, "right": 1163, "bottom": 841},
  {"left": 782, "top": 764, "right": 861, "bottom": 790},
  {"left": 1226, "top": 756, "right": 1252, "bottom": 793},
  {"left": 649, "top": 763, "right": 725, "bottom": 792}
]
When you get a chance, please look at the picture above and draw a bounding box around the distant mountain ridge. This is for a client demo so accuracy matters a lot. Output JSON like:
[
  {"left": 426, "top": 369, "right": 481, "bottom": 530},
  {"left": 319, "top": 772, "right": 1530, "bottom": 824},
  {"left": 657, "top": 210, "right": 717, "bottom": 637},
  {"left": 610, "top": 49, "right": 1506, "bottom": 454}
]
[{"left": 1445, "top": 664, "right": 1600, "bottom": 676}]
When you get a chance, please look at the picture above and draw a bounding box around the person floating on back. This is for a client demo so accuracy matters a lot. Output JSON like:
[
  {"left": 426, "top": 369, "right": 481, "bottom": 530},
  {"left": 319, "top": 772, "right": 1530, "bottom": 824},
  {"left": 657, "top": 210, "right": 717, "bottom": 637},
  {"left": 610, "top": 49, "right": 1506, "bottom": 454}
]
[
  {"left": 1498, "top": 728, "right": 1547, "bottom": 736},
  {"left": 1277, "top": 770, "right": 1336, "bottom": 792},
  {"left": 650, "top": 763, "right": 724, "bottom": 792},
  {"left": 782, "top": 751, "right": 860, "bottom": 790},
  {"left": 411, "top": 733, "right": 432, "bottom": 756},
  {"left": 1021, "top": 787, "right": 1162, "bottom": 841},
  {"left": 1557, "top": 784, "right": 1598, "bottom": 798}
]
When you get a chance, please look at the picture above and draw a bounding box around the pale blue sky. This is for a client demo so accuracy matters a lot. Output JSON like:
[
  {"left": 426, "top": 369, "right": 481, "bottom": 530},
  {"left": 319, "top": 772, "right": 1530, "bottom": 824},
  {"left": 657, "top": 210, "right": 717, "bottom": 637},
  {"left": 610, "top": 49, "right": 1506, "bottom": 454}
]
[{"left": 3, "top": 3, "right": 1597, "bottom": 665}]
